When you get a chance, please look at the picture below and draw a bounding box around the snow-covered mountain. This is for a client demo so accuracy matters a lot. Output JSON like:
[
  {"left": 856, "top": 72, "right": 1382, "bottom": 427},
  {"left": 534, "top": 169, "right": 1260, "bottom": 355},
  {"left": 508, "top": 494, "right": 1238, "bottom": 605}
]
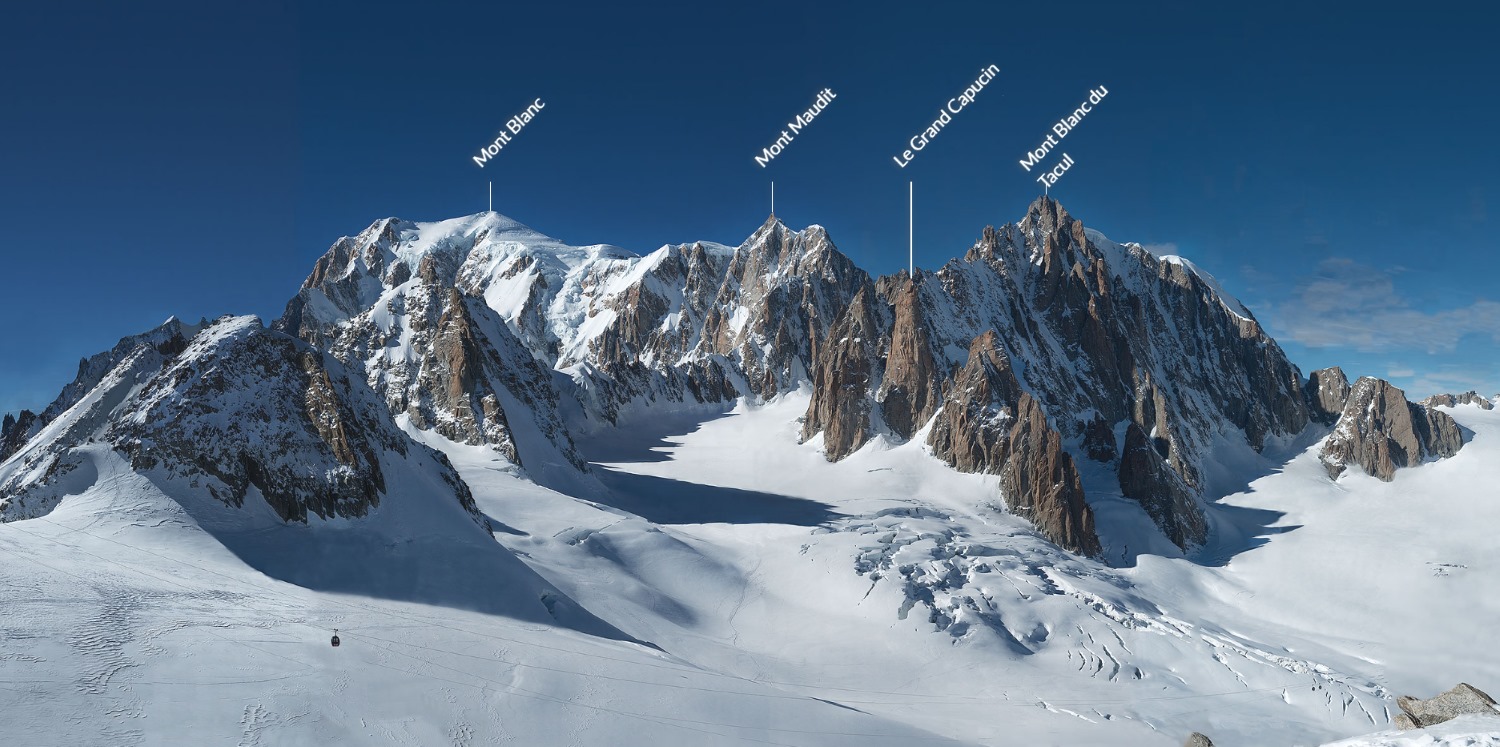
[
  {"left": 1, "top": 199, "right": 1492, "bottom": 747},
  {"left": 0, "top": 314, "right": 618, "bottom": 633},
  {"left": 275, "top": 211, "right": 872, "bottom": 429},
  {"left": 266, "top": 197, "right": 1465, "bottom": 557}
]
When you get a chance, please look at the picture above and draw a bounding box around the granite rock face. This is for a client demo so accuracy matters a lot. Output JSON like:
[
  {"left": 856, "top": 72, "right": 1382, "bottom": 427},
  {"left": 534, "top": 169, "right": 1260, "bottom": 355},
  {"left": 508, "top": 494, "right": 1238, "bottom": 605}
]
[
  {"left": 875, "top": 276, "right": 943, "bottom": 441},
  {"left": 0, "top": 318, "right": 199, "bottom": 463},
  {"left": 23, "top": 200, "right": 1466, "bottom": 562},
  {"left": 112, "top": 318, "right": 401, "bottom": 522},
  {"left": 1393, "top": 683, "right": 1499, "bottom": 730},
  {"left": 927, "top": 331, "right": 1099, "bottom": 554},
  {"left": 277, "top": 212, "right": 871, "bottom": 484},
  {"left": 1118, "top": 423, "right": 1206, "bottom": 549},
  {"left": 560, "top": 216, "right": 871, "bottom": 420},
  {"left": 998, "top": 393, "right": 1101, "bottom": 556},
  {"left": 927, "top": 330, "right": 1023, "bottom": 474},
  {"left": 270, "top": 202, "right": 1347, "bottom": 555},
  {"left": 802, "top": 285, "right": 881, "bottom": 460},
  {"left": 1305, "top": 366, "right": 1353, "bottom": 425},
  {"left": 1320, "top": 377, "right": 1466, "bottom": 481},
  {"left": 1081, "top": 414, "right": 1118, "bottom": 463}
]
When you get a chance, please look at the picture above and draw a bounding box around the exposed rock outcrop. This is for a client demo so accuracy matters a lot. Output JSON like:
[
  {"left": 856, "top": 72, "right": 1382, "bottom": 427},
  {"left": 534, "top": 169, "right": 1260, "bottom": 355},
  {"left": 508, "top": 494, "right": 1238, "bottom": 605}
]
[
  {"left": 1184, "top": 733, "right": 1214, "bottom": 747},
  {"left": 110, "top": 317, "right": 480, "bottom": 524},
  {"left": 1320, "top": 377, "right": 1465, "bottom": 481},
  {"left": 926, "top": 331, "right": 1100, "bottom": 554},
  {"left": 875, "top": 275, "right": 943, "bottom": 441},
  {"left": 255, "top": 202, "right": 1467, "bottom": 556},
  {"left": 1081, "top": 414, "right": 1118, "bottom": 462},
  {"left": 799, "top": 196, "right": 1307, "bottom": 552},
  {"left": 1393, "top": 683, "right": 1498, "bottom": 730},
  {"left": 1118, "top": 423, "right": 1207, "bottom": 549},
  {"left": 277, "top": 212, "right": 871, "bottom": 463},
  {"left": 1421, "top": 391, "right": 1495, "bottom": 411},
  {"left": 999, "top": 393, "right": 1101, "bottom": 556},
  {"left": 927, "top": 331, "right": 1023, "bottom": 473},
  {"left": 0, "top": 318, "right": 199, "bottom": 464},
  {"left": 1305, "top": 366, "right": 1352, "bottom": 425},
  {"left": 1, "top": 317, "right": 483, "bottom": 528},
  {"left": 0, "top": 410, "right": 38, "bottom": 462},
  {"left": 802, "top": 285, "right": 881, "bottom": 460}
]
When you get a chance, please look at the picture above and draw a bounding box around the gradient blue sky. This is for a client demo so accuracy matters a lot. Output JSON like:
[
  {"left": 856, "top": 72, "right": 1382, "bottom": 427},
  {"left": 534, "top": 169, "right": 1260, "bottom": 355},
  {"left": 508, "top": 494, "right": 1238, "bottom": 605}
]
[{"left": 3, "top": 1, "right": 1496, "bottom": 416}]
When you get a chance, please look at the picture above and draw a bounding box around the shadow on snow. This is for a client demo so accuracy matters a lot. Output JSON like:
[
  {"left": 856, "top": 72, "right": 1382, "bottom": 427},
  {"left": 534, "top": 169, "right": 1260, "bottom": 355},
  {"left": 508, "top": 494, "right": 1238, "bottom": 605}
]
[
  {"left": 576, "top": 406, "right": 840, "bottom": 526},
  {"left": 591, "top": 466, "right": 840, "bottom": 527},
  {"left": 575, "top": 406, "right": 738, "bottom": 465}
]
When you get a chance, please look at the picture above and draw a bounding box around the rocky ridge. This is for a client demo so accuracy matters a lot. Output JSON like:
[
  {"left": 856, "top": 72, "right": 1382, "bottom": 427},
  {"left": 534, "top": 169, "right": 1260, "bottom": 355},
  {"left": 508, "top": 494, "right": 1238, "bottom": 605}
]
[
  {"left": 0, "top": 318, "right": 199, "bottom": 463},
  {"left": 0, "top": 316, "right": 482, "bottom": 528},
  {"left": 802, "top": 198, "right": 1315, "bottom": 553},
  {"left": 1421, "top": 391, "right": 1495, "bottom": 411}
]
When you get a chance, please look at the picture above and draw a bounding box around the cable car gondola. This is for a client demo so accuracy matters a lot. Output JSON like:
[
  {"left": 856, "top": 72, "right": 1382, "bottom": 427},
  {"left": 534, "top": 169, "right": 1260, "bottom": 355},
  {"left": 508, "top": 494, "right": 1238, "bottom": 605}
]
[{"left": 330, "top": 630, "right": 340, "bottom": 648}]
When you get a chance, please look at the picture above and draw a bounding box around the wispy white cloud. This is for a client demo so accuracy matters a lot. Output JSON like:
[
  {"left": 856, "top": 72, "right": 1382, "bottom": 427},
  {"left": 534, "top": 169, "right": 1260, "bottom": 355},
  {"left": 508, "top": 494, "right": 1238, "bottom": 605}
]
[
  {"left": 1391, "top": 364, "right": 1500, "bottom": 400},
  {"left": 1268, "top": 257, "right": 1500, "bottom": 354}
]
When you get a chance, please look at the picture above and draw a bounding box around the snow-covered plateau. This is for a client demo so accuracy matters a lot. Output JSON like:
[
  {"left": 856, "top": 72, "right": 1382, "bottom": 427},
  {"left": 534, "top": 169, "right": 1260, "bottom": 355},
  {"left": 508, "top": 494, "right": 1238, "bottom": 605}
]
[{"left": 2, "top": 200, "right": 1496, "bottom": 746}]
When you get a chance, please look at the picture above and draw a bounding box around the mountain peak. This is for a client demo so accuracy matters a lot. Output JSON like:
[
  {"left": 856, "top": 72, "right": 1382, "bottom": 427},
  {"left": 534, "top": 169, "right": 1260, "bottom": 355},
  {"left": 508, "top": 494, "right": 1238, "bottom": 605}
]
[
  {"left": 747, "top": 213, "right": 791, "bottom": 243},
  {"left": 1023, "top": 194, "right": 1073, "bottom": 230},
  {"left": 741, "top": 213, "right": 836, "bottom": 259}
]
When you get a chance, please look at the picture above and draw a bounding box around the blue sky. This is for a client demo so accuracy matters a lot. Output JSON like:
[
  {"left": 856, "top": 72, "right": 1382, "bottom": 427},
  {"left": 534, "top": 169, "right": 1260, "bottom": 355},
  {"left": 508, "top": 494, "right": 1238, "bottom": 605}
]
[{"left": 2, "top": 0, "right": 1496, "bottom": 416}]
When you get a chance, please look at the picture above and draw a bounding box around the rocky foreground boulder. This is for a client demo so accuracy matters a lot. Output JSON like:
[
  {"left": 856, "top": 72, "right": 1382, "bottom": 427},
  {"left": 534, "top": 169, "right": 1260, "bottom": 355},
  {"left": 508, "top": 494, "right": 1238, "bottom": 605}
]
[
  {"left": 1320, "top": 377, "right": 1465, "bottom": 481},
  {"left": 1393, "top": 683, "right": 1499, "bottom": 730}
]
